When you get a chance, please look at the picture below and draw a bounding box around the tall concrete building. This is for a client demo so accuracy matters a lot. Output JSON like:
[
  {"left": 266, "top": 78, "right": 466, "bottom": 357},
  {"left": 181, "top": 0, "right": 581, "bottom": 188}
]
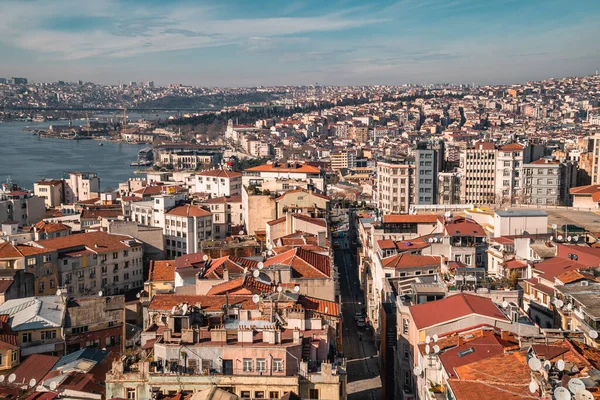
[
  {"left": 350, "top": 125, "right": 369, "bottom": 143},
  {"left": 459, "top": 142, "right": 497, "bottom": 205},
  {"left": 494, "top": 143, "right": 525, "bottom": 204},
  {"left": 415, "top": 141, "right": 443, "bottom": 205},
  {"left": 376, "top": 158, "right": 415, "bottom": 214},
  {"left": 590, "top": 134, "right": 600, "bottom": 184},
  {"left": 522, "top": 158, "right": 577, "bottom": 206},
  {"left": 438, "top": 172, "right": 462, "bottom": 205}
]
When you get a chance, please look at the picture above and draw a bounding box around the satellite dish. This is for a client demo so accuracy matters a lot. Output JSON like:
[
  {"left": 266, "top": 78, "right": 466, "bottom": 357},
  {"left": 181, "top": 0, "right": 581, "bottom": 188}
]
[
  {"left": 56, "top": 289, "right": 62, "bottom": 297},
  {"left": 413, "top": 366, "right": 421, "bottom": 375},
  {"left": 557, "top": 359, "right": 566, "bottom": 371},
  {"left": 528, "top": 357, "right": 542, "bottom": 371},
  {"left": 253, "top": 270, "right": 260, "bottom": 278},
  {"left": 202, "top": 254, "right": 209, "bottom": 261},
  {"left": 550, "top": 236, "right": 554, "bottom": 241},
  {"left": 568, "top": 378, "right": 586, "bottom": 394},
  {"left": 552, "top": 224, "right": 558, "bottom": 230},
  {"left": 136, "top": 292, "right": 141, "bottom": 299},
  {"left": 171, "top": 305, "right": 177, "bottom": 314},
  {"left": 0, "top": 375, "right": 5, "bottom": 383},
  {"left": 502, "top": 301, "right": 509, "bottom": 309},
  {"left": 556, "top": 299, "right": 564, "bottom": 308},
  {"left": 252, "top": 294, "right": 260, "bottom": 304},
  {"left": 267, "top": 250, "right": 273, "bottom": 256},
  {"left": 49, "top": 381, "right": 57, "bottom": 391},
  {"left": 238, "top": 230, "right": 245, "bottom": 235},
  {"left": 558, "top": 235, "right": 563, "bottom": 241},
  {"left": 277, "top": 286, "right": 283, "bottom": 293},
  {"left": 529, "top": 380, "right": 538, "bottom": 394},
  {"left": 425, "top": 335, "right": 431, "bottom": 344},
  {"left": 567, "top": 236, "right": 573, "bottom": 242},
  {"left": 433, "top": 334, "right": 439, "bottom": 343},
  {"left": 182, "top": 304, "right": 188, "bottom": 315},
  {"left": 554, "top": 386, "right": 572, "bottom": 400},
  {"left": 267, "top": 243, "right": 273, "bottom": 250},
  {"left": 29, "top": 379, "right": 36, "bottom": 388},
  {"left": 544, "top": 360, "right": 552, "bottom": 371},
  {"left": 294, "top": 285, "right": 300, "bottom": 293},
  {"left": 589, "top": 330, "right": 599, "bottom": 339},
  {"left": 425, "top": 344, "right": 431, "bottom": 355},
  {"left": 574, "top": 235, "right": 579, "bottom": 242},
  {"left": 8, "top": 374, "right": 15, "bottom": 383},
  {"left": 567, "top": 303, "right": 573, "bottom": 311},
  {"left": 257, "top": 262, "right": 264, "bottom": 270},
  {"left": 261, "top": 251, "right": 267, "bottom": 257},
  {"left": 428, "top": 238, "right": 434, "bottom": 243},
  {"left": 98, "top": 291, "right": 103, "bottom": 297},
  {"left": 575, "top": 390, "right": 595, "bottom": 400},
  {"left": 433, "top": 345, "right": 440, "bottom": 353}
]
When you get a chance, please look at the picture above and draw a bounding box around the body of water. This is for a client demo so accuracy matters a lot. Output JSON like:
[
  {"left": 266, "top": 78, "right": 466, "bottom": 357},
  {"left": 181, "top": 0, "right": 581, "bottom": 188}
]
[{"left": 0, "top": 121, "right": 146, "bottom": 191}]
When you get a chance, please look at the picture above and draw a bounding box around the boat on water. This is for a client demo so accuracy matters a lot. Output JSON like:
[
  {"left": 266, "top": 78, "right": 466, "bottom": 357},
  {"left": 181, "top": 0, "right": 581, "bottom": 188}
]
[{"left": 98, "top": 142, "right": 104, "bottom": 146}]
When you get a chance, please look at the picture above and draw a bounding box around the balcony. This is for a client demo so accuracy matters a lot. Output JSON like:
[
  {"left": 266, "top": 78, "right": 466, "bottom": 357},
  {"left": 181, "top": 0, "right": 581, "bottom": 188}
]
[{"left": 21, "top": 338, "right": 64, "bottom": 356}]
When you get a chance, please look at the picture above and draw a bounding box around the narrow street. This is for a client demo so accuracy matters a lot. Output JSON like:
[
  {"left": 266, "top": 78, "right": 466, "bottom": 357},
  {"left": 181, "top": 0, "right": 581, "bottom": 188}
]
[{"left": 334, "top": 216, "right": 382, "bottom": 400}]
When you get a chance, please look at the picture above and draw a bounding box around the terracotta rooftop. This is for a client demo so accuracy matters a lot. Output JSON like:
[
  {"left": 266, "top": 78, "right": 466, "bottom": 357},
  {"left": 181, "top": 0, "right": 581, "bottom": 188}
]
[
  {"left": 207, "top": 275, "right": 274, "bottom": 295},
  {"left": 499, "top": 143, "right": 525, "bottom": 151},
  {"left": 445, "top": 217, "right": 486, "bottom": 237},
  {"left": 381, "top": 253, "right": 440, "bottom": 269},
  {"left": 570, "top": 184, "right": 600, "bottom": 195},
  {"left": 166, "top": 204, "right": 212, "bottom": 218},
  {"left": 409, "top": 294, "right": 509, "bottom": 330},
  {"left": 149, "top": 260, "right": 176, "bottom": 282},
  {"left": 263, "top": 248, "right": 331, "bottom": 278},
  {"left": 148, "top": 294, "right": 259, "bottom": 311},
  {"left": 382, "top": 214, "right": 440, "bottom": 224},
  {"left": 292, "top": 214, "right": 327, "bottom": 227},
  {"left": 34, "top": 221, "right": 71, "bottom": 233},
  {"left": 34, "top": 231, "right": 139, "bottom": 253}
]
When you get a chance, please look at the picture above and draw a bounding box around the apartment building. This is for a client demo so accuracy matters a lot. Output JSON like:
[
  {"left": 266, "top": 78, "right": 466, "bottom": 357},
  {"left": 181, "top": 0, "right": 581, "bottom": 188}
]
[
  {"left": 376, "top": 158, "right": 415, "bottom": 214},
  {"left": 200, "top": 196, "right": 243, "bottom": 239},
  {"left": 494, "top": 143, "right": 525, "bottom": 204},
  {"left": 154, "top": 144, "right": 223, "bottom": 170},
  {"left": 459, "top": 141, "right": 497, "bottom": 205},
  {"left": 32, "top": 231, "right": 144, "bottom": 296},
  {"left": 0, "top": 189, "right": 45, "bottom": 227},
  {"left": 330, "top": 151, "right": 357, "bottom": 170},
  {"left": 64, "top": 172, "right": 100, "bottom": 203},
  {"left": 350, "top": 125, "right": 369, "bottom": 142},
  {"left": 243, "top": 162, "right": 326, "bottom": 193},
  {"left": 414, "top": 142, "right": 443, "bottom": 205},
  {"left": 522, "top": 158, "right": 576, "bottom": 206},
  {"left": 194, "top": 169, "right": 242, "bottom": 197},
  {"left": 437, "top": 172, "right": 461, "bottom": 204},
  {"left": 33, "top": 179, "right": 64, "bottom": 208},
  {"left": 164, "top": 205, "right": 213, "bottom": 257}
]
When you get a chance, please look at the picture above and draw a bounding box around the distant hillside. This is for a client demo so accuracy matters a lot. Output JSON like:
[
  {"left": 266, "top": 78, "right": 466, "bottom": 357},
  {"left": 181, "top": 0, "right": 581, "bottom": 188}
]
[{"left": 137, "top": 92, "right": 283, "bottom": 109}]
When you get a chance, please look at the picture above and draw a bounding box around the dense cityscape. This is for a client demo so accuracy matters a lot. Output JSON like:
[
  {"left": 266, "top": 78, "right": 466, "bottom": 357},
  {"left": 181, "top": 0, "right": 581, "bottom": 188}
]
[{"left": 0, "top": 71, "right": 600, "bottom": 400}]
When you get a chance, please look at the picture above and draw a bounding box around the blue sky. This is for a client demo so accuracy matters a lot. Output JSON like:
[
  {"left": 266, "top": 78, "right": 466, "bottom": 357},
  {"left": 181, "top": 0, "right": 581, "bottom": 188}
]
[{"left": 1, "top": 0, "right": 600, "bottom": 86}]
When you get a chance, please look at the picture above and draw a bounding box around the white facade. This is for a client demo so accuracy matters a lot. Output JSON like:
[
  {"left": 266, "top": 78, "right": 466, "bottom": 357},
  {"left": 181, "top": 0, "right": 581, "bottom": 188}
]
[
  {"left": 376, "top": 160, "right": 414, "bottom": 214},
  {"left": 493, "top": 210, "right": 548, "bottom": 237},
  {"left": 195, "top": 170, "right": 242, "bottom": 198}
]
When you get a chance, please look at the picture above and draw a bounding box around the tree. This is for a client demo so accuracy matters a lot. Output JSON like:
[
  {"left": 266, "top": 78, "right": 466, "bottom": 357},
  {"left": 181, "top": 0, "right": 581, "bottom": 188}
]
[{"left": 508, "top": 270, "right": 520, "bottom": 289}]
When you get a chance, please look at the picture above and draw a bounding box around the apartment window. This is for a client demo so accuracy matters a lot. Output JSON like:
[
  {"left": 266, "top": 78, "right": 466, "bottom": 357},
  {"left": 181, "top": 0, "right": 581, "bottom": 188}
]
[
  {"left": 455, "top": 255, "right": 462, "bottom": 262},
  {"left": 126, "top": 388, "right": 136, "bottom": 399},
  {"left": 11, "top": 351, "right": 17, "bottom": 363},
  {"left": 113, "top": 252, "right": 118, "bottom": 259},
  {"left": 240, "top": 392, "right": 250, "bottom": 399},
  {"left": 465, "top": 255, "right": 472, "bottom": 265},
  {"left": 255, "top": 391, "right": 265, "bottom": 399},
  {"left": 102, "top": 278, "right": 108, "bottom": 286},
  {"left": 22, "top": 333, "right": 31, "bottom": 343},
  {"left": 27, "top": 258, "right": 36, "bottom": 266},
  {"left": 269, "top": 392, "right": 280, "bottom": 399},
  {"left": 503, "top": 161, "right": 510, "bottom": 167},
  {"left": 39, "top": 282, "right": 45, "bottom": 292},
  {"left": 42, "top": 330, "right": 56, "bottom": 340},
  {"left": 309, "top": 389, "right": 319, "bottom": 399},
  {"left": 102, "top": 265, "right": 108, "bottom": 274},
  {"left": 243, "top": 358, "right": 253, "bottom": 372},
  {"left": 404, "top": 345, "right": 409, "bottom": 359},
  {"left": 113, "top": 276, "right": 119, "bottom": 283},
  {"left": 273, "top": 359, "right": 283, "bottom": 372},
  {"left": 257, "top": 358, "right": 266, "bottom": 373},
  {"left": 43, "top": 255, "right": 52, "bottom": 262},
  {"left": 404, "top": 371, "right": 411, "bottom": 386}
]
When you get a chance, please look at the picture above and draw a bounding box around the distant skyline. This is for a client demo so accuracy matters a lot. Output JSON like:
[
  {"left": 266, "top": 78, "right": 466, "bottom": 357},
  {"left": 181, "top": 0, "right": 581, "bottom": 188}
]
[{"left": 2, "top": 0, "right": 600, "bottom": 87}]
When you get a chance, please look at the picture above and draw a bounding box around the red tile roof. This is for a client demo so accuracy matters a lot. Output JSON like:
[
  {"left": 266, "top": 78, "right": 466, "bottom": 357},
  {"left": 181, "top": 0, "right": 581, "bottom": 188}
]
[
  {"left": 149, "top": 260, "right": 176, "bottom": 282},
  {"left": 202, "top": 256, "right": 258, "bottom": 279},
  {"left": 80, "top": 208, "right": 122, "bottom": 220},
  {"left": 499, "top": 143, "right": 524, "bottom": 151},
  {"left": 34, "top": 231, "right": 139, "bottom": 253},
  {"left": 381, "top": 253, "right": 440, "bottom": 269},
  {"left": 34, "top": 221, "right": 71, "bottom": 233},
  {"left": 445, "top": 217, "right": 486, "bottom": 237},
  {"left": 382, "top": 214, "right": 440, "bottom": 224},
  {"left": 148, "top": 294, "right": 258, "bottom": 311},
  {"left": 440, "top": 334, "right": 507, "bottom": 379},
  {"left": 298, "top": 296, "right": 339, "bottom": 317},
  {"left": 292, "top": 214, "right": 327, "bottom": 227},
  {"left": 197, "top": 169, "right": 241, "bottom": 179},
  {"left": 13, "top": 354, "right": 59, "bottom": 386},
  {"left": 409, "top": 294, "right": 509, "bottom": 330},
  {"left": 570, "top": 184, "right": 600, "bottom": 195},
  {"left": 166, "top": 205, "right": 212, "bottom": 218},
  {"left": 267, "top": 217, "right": 286, "bottom": 226},
  {"left": 207, "top": 275, "right": 274, "bottom": 295},
  {"left": 377, "top": 239, "right": 396, "bottom": 250},
  {"left": 501, "top": 259, "right": 527, "bottom": 270},
  {"left": 263, "top": 248, "right": 331, "bottom": 278}
]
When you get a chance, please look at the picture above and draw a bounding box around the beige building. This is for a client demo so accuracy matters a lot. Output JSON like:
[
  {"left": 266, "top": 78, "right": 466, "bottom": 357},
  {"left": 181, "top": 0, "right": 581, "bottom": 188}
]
[
  {"left": 34, "top": 179, "right": 64, "bottom": 208},
  {"left": 330, "top": 151, "right": 356, "bottom": 170},
  {"left": 376, "top": 159, "right": 415, "bottom": 214},
  {"left": 200, "top": 196, "right": 244, "bottom": 239},
  {"left": 459, "top": 141, "right": 497, "bottom": 205},
  {"left": 350, "top": 125, "right": 368, "bottom": 142}
]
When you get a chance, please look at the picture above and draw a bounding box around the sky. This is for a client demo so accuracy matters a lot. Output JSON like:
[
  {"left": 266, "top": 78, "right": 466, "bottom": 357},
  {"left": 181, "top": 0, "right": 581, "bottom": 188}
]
[{"left": 1, "top": 0, "right": 600, "bottom": 87}]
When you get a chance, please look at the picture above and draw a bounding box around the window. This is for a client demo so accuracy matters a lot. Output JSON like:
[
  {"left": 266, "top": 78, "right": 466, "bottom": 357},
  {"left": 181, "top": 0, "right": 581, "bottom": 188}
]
[
  {"left": 241, "top": 391, "right": 251, "bottom": 398},
  {"left": 126, "top": 388, "right": 136, "bottom": 399},
  {"left": 273, "top": 358, "right": 283, "bottom": 372},
  {"left": 43, "top": 255, "right": 52, "bottom": 262},
  {"left": 22, "top": 333, "right": 31, "bottom": 343},
  {"left": 113, "top": 276, "right": 119, "bottom": 283},
  {"left": 465, "top": 255, "right": 472, "bottom": 265},
  {"left": 404, "top": 371, "right": 410, "bottom": 386},
  {"left": 243, "top": 358, "right": 253, "bottom": 372},
  {"left": 113, "top": 252, "right": 118, "bottom": 259},
  {"left": 403, "top": 319, "right": 409, "bottom": 335},
  {"left": 72, "top": 326, "right": 88, "bottom": 334},
  {"left": 42, "top": 330, "right": 56, "bottom": 340},
  {"left": 269, "top": 392, "right": 280, "bottom": 399},
  {"left": 11, "top": 351, "right": 17, "bottom": 363},
  {"left": 309, "top": 389, "right": 319, "bottom": 399},
  {"left": 255, "top": 391, "right": 265, "bottom": 399},
  {"left": 257, "top": 358, "right": 266, "bottom": 372},
  {"left": 27, "top": 258, "right": 36, "bottom": 266},
  {"left": 404, "top": 345, "right": 409, "bottom": 359}
]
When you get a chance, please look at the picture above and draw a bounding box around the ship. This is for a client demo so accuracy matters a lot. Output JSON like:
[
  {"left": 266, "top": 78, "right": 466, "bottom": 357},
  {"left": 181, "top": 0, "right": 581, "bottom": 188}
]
[{"left": 130, "top": 147, "right": 154, "bottom": 167}]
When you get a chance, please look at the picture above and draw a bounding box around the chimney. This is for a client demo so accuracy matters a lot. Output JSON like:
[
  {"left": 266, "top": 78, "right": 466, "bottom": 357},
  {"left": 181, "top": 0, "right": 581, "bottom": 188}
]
[
  {"left": 237, "top": 326, "right": 254, "bottom": 343},
  {"left": 457, "top": 335, "right": 464, "bottom": 346},
  {"left": 210, "top": 326, "right": 227, "bottom": 343},
  {"left": 222, "top": 267, "right": 229, "bottom": 282},
  {"left": 501, "top": 330, "right": 511, "bottom": 341},
  {"left": 293, "top": 328, "right": 301, "bottom": 344},
  {"left": 286, "top": 212, "right": 294, "bottom": 235}
]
